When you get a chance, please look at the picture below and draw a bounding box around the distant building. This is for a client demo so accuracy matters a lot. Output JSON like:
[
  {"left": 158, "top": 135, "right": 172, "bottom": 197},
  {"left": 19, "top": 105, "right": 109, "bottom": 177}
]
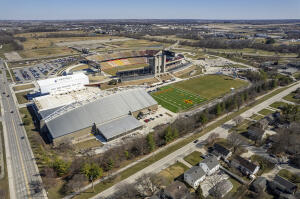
[
  {"left": 184, "top": 166, "right": 206, "bottom": 189},
  {"left": 199, "top": 155, "right": 220, "bottom": 175},
  {"left": 231, "top": 155, "right": 260, "bottom": 176},
  {"left": 212, "top": 143, "right": 232, "bottom": 160}
]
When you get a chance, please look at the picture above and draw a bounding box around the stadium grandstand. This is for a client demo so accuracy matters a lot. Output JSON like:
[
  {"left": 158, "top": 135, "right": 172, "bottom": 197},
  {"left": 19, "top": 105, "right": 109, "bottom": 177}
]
[
  {"left": 86, "top": 50, "right": 187, "bottom": 80},
  {"left": 39, "top": 87, "right": 158, "bottom": 145}
]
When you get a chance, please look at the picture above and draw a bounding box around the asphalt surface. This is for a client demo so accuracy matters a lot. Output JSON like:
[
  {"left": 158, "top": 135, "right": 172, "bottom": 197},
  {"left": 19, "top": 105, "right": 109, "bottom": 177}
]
[{"left": 0, "top": 60, "right": 47, "bottom": 199}]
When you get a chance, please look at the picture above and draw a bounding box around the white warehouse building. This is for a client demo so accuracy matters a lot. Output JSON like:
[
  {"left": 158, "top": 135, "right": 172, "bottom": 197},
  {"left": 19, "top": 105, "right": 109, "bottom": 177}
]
[{"left": 37, "top": 73, "right": 89, "bottom": 94}]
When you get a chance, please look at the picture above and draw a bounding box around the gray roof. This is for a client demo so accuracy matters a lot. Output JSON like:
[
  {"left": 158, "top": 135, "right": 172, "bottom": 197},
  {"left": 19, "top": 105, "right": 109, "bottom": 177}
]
[
  {"left": 201, "top": 155, "right": 219, "bottom": 170},
  {"left": 39, "top": 106, "right": 63, "bottom": 119},
  {"left": 97, "top": 115, "right": 142, "bottom": 140},
  {"left": 213, "top": 143, "right": 231, "bottom": 157},
  {"left": 45, "top": 88, "right": 157, "bottom": 139},
  {"left": 274, "top": 175, "right": 297, "bottom": 192},
  {"left": 185, "top": 166, "right": 206, "bottom": 182}
]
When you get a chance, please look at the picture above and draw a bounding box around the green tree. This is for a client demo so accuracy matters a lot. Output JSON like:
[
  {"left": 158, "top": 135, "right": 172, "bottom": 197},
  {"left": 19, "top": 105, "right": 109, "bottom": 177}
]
[
  {"left": 172, "top": 128, "right": 179, "bottom": 139},
  {"left": 81, "top": 163, "right": 103, "bottom": 192},
  {"left": 164, "top": 126, "right": 173, "bottom": 143},
  {"left": 216, "top": 103, "right": 222, "bottom": 115},
  {"left": 198, "top": 114, "right": 208, "bottom": 124},
  {"left": 147, "top": 133, "right": 156, "bottom": 152},
  {"left": 52, "top": 158, "right": 70, "bottom": 177}
]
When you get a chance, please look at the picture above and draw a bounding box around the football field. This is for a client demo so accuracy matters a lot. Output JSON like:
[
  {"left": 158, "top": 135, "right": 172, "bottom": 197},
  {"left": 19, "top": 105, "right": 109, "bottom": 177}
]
[{"left": 151, "top": 86, "right": 206, "bottom": 113}]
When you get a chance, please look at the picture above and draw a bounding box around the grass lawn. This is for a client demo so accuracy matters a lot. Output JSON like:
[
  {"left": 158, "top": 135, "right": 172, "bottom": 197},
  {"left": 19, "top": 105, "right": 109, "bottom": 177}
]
[
  {"left": 13, "top": 84, "right": 35, "bottom": 91},
  {"left": 250, "top": 114, "right": 265, "bottom": 121},
  {"left": 151, "top": 85, "right": 206, "bottom": 113},
  {"left": 230, "top": 119, "right": 253, "bottom": 134},
  {"left": 183, "top": 151, "right": 203, "bottom": 166},
  {"left": 258, "top": 108, "right": 275, "bottom": 116},
  {"left": 229, "top": 177, "right": 242, "bottom": 194},
  {"left": 74, "top": 139, "right": 103, "bottom": 152},
  {"left": 269, "top": 101, "right": 289, "bottom": 109},
  {"left": 102, "top": 63, "right": 148, "bottom": 76},
  {"left": 250, "top": 155, "right": 275, "bottom": 175},
  {"left": 15, "top": 90, "right": 31, "bottom": 104},
  {"left": 70, "top": 64, "right": 89, "bottom": 72},
  {"left": 283, "top": 93, "right": 300, "bottom": 104},
  {"left": 158, "top": 161, "right": 189, "bottom": 183},
  {"left": 72, "top": 84, "right": 295, "bottom": 199},
  {"left": 46, "top": 179, "right": 65, "bottom": 199},
  {"left": 173, "top": 75, "right": 248, "bottom": 100},
  {"left": 0, "top": 122, "right": 10, "bottom": 198}
]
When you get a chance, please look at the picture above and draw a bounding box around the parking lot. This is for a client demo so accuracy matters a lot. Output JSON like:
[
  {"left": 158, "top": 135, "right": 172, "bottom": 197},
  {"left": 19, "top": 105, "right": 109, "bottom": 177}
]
[{"left": 13, "top": 56, "right": 78, "bottom": 83}]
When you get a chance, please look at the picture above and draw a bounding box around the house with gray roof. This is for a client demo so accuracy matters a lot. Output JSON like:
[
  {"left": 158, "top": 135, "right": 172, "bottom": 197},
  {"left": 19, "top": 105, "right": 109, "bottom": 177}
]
[
  {"left": 231, "top": 155, "right": 259, "bottom": 176},
  {"left": 199, "top": 155, "right": 220, "bottom": 175},
  {"left": 212, "top": 143, "right": 232, "bottom": 160},
  {"left": 268, "top": 175, "right": 297, "bottom": 195},
  {"left": 184, "top": 166, "right": 206, "bottom": 189}
]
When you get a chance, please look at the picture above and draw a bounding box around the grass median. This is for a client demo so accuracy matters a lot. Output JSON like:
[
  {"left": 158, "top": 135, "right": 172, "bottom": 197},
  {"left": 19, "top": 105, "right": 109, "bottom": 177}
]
[{"left": 73, "top": 84, "right": 295, "bottom": 199}]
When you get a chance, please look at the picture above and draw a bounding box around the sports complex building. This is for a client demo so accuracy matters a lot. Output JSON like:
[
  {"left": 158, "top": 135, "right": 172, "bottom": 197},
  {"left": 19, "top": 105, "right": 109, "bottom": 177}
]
[{"left": 37, "top": 87, "right": 158, "bottom": 145}]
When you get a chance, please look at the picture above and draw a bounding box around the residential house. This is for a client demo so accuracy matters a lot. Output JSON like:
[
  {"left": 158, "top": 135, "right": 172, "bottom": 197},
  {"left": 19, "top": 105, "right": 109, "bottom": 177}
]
[
  {"left": 212, "top": 143, "right": 232, "bottom": 160},
  {"left": 251, "top": 176, "right": 267, "bottom": 193},
  {"left": 209, "top": 179, "right": 233, "bottom": 198},
  {"left": 231, "top": 155, "right": 260, "bottom": 176},
  {"left": 199, "top": 155, "right": 220, "bottom": 175},
  {"left": 184, "top": 166, "right": 206, "bottom": 189},
  {"left": 247, "top": 125, "right": 265, "bottom": 142},
  {"left": 268, "top": 175, "right": 298, "bottom": 195},
  {"left": 161, "top": 181, "right": 190, "bottom": 199}
]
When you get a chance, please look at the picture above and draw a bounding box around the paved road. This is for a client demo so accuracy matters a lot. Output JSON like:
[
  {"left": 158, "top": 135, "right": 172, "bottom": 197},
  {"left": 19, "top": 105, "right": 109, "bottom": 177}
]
[
  {"left": 93, "top": 81, "right": 300, "bottom": 199},
  {"left": 0, "top": 60, "right": 47, "bottom": 199}
]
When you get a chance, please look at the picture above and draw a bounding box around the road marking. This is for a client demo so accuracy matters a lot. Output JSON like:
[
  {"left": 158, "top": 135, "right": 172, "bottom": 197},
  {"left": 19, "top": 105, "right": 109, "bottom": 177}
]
[{"left": 4, "top": 87, "right": 32, "bottom": 198}]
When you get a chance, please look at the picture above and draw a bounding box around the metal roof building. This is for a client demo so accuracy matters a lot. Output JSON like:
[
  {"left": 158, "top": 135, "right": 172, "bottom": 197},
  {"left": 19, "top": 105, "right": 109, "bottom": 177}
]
[
  {"left": 97, "top": 115, "right": 143, "bottom": 141},
  {"left": 44, "top": 88, "right": 157, "bottom": 142},
  {"left": 37, "top": 73, "right": 89, "bottom": 94}
]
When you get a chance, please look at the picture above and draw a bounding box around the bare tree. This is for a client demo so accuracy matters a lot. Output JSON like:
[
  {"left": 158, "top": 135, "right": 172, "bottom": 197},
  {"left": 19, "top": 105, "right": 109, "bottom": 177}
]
[
  {"left": 227, "top": 132, "right": 245, "bottom": 153},
  {"left": 206, "top": 132, "right": 219, "bottom": 146},
  {"left": 233, "top": 116, "right": 244, "bottom": 127},
  {"left": 113, "top": 183, "right": 140, "bottom": 199},
  {"left": 64, "top": 174, "right": 87, "bottom": 193},
  {"left": 135, "top": 173, "right": 159, "bottom": 197}
]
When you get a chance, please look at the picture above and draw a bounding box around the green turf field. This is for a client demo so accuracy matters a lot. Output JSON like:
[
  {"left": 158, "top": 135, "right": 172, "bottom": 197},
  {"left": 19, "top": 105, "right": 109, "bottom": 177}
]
[
  {"left": 173, "top": 75, "right": 248, "bottom": 100},
  {"left": 151, "top": 85, "right": 206, "bottom": 112}
]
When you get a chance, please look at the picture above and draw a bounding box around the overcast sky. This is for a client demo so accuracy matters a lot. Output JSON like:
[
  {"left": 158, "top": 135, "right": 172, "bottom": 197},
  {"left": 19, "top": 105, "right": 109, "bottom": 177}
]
[{"left": 0, "top": 0, "right": 299, "bottom": 20}]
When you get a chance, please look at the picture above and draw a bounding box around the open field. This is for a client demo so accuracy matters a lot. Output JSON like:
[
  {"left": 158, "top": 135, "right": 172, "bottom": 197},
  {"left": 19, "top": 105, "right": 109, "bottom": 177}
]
[
  {"left": 158, "top": 161, "right": 189, "bottom": 183},
  {"left": 173, "top": 75, "right": 248, "bottom": 100},
  {"left": 110, "top": 39, "right": 168, "bottom": 49},
  {"left": 18, "top": 47, "right": 77, "bottom": 59},
  {"left": 15, "top": 90, "right": 31, "bottom": 104},
  {"left": 13, "top": 83, "right": 35, "bottom": 91},
  {"left": 258, "top": 108, "right": 275, "bottom": 116},
  {"left": 183, "top": 151, "right": 203, "bottom": 166},
  {"left": 208, "top": 48, "right": 298, "bottom": 57},
  {"left": 151, "top": 85, "right": 206, "bottom": 113},
  {"left": 102, "top": 63, "right": 148, "bottom": 76}
]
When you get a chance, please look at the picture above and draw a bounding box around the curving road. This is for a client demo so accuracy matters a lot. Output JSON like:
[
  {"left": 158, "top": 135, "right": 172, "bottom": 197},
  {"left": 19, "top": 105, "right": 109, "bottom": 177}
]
[{"left": 0, "top": 60, "right": 47, "bottom": 199}]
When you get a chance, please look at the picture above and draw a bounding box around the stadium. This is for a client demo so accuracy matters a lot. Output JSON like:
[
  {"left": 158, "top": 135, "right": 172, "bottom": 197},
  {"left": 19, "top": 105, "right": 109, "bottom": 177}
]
[{"left": 86, "top": 50, "right": 188, "bottom": 80}]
